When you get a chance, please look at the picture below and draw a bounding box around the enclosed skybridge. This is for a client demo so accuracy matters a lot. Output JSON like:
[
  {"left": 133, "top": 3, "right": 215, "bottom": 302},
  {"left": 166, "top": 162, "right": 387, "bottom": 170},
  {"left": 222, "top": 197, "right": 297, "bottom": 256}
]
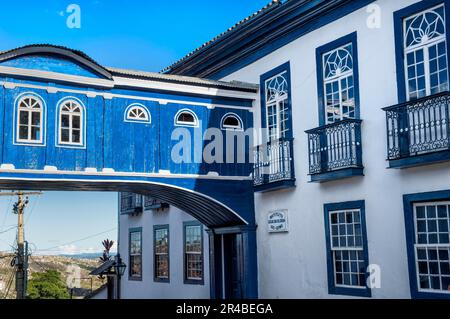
[{"left": 0, "top": 45, "right": 258, "bottom": 298}]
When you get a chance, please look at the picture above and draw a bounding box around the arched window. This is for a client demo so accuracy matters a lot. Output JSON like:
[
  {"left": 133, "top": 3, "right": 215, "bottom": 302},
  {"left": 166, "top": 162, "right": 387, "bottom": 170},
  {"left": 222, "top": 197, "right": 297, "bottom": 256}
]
[
  {"left": 221, "top": 113, "right": 243, "bottom": 131},
  {"left": 404, "top": 4, "right": 448, "bottom": 100},
  {"left": 17, "top": 95, "right": 43, "bottom": 143},
  {"left": 125, "top": 104, "right": 151, "bottom": 123},
  {"left": 58, "top": 99, "right": 84, "bottom": 146},
  {"left": 265, "top": 71, "right": 290, "bottom": 141},
  {"left": 322, "top": 43, "right": 355, "bottom": 124},
  {"left": 175, "top": 109, "right": 198, "bottom": 127}
]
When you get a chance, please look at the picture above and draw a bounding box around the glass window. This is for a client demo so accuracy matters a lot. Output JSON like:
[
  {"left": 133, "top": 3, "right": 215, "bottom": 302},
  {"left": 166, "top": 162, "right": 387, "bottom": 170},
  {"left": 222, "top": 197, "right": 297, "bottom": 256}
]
[
  {"left": 59, "top": 100, "right": 83, "bottom": 145},
  {"left": 221, "top": 114, "right": 243, "bottom": 131},
  {"left": 322, "top": 43, "right": 355, "bottom": 124},
  {"left": 404, "top": 4, "right": 448, "bottom": 100},
  {"left": 126, "top": 104, "right": 150, "bottom": 123},
  {"left": 175, "top": 109, "right": 198, "bottom": 127},
  {"left": 265, "top": 71, "right": 289, "bottom": 141},
  {"left": 129, "top": 229, "right": 142, "bottom": 279},
  {"left": 414, "top": 202, "right": 450, "bottom": 293},
  {"left": 329, "top": 209, "right": 367, "bottom": 288},
  {"left": 17, "top": 96, "right": 43, "bottom": 143},
  {"left": 120, "top": 192, "right": 134, "bottom": 212},
  {"left": 184, "top": 224, "right": 203, "bottom": 282},
  {"left": 154, "top": 226, "right": 169, "bottom": 281}
]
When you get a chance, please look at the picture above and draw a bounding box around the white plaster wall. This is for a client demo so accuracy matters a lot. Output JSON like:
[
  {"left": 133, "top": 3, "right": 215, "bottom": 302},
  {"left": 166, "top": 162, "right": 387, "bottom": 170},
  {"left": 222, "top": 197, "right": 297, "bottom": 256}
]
[
  {"left": 119, "top": 205, "right": 210, "bottom": 299},
  {"left": 221, "top": 0, "right": 450, "bottom": 298}
]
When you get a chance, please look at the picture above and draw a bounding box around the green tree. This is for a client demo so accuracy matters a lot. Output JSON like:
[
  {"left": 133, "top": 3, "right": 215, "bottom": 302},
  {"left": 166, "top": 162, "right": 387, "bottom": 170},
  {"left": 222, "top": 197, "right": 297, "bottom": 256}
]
[{"left": 27, "top": 270, "right": 69, "bottom": 299}]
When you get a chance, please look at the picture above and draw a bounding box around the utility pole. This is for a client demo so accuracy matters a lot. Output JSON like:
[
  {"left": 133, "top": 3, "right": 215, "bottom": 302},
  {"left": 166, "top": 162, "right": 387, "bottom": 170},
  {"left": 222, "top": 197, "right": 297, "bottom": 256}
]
[{"left": 0, "top": 191, "right": 42, "bottom": 299}]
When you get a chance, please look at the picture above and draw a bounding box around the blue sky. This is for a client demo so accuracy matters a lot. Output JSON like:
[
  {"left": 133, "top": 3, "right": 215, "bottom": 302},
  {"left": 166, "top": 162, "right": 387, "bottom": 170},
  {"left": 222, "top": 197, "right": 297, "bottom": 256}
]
[
  {"left": 0, "top": 0, "right": 270, "bottom": 255},
  {"left": 0, "top": 0, "right": 270, "bottom": 71}
]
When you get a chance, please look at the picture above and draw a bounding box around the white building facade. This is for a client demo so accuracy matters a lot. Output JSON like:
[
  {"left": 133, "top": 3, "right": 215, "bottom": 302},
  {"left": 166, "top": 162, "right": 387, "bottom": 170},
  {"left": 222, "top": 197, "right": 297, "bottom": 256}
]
[
  {"left": 118, "top": 193, "right": 210, "bottom": 299},
  {"left": 118, "top": 0, "right": 450, "bottom": 299}
]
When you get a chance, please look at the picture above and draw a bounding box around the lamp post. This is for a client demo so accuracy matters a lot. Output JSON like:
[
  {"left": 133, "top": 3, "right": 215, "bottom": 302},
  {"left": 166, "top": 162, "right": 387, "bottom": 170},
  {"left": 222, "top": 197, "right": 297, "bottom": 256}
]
[{"left": 114, "top": 254, "right": 126, "bottom": 299}]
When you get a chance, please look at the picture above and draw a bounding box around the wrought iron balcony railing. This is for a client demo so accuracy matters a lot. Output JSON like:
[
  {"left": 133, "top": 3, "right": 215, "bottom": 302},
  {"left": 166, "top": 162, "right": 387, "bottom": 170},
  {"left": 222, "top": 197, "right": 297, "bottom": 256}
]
[
  {"left": 253, "top": 138, "right": 295, "bottom": 190},
  {"left": 306, "top": 119, "right": 363, "bottom": 181},
  {"left": 383, "top": 92, "right": 450, "bottom": 167}
]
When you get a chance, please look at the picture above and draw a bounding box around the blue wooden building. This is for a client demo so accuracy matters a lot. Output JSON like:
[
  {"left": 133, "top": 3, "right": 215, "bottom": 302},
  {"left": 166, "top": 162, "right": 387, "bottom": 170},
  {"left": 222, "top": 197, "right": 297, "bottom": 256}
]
[{"left": 0, "top": 44, "right": 258, "bottom": 299}]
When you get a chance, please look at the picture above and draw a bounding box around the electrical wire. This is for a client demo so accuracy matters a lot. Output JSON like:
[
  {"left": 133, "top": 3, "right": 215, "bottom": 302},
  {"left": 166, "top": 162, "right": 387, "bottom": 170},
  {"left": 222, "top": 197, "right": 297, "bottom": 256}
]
[
  {"left": 0, "top": 225, "right": 17, "bottom": 235},
  {"left": 28, "top": 256, "right": 49, "bottom": 272},
  {"left": 35, "top": 227, "right": 117, "bottom": 253},
  {"left": 0, "top": 196, "right": 13, "bottom": 233},
  {"left": 25, "top": 195, "right": 41, "bottom": 225}
]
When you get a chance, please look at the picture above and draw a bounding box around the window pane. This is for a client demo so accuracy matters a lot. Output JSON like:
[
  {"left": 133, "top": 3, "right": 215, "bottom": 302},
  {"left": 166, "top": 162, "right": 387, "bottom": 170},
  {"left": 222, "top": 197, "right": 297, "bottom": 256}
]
[
  {"left": 61, "top": 128, "right": 70, "bottom": 142},
  {"left": 31, "top": 112, "right": 40, "bottom": 126},
  {"left": 73, "top": 115, "right": 81, "bottom": 129},
  {"left": 130, "top": 231, "right": 141, "bottom": 254},
  {"left": 329, "top": 208, "right": 366, "bottom": 288},
  {"left": 130, "top": 255, "right": 142, "bottom": 277},
  {"left": 72, "top": 129, "right": 81, "bottom": 143},
  {"left": 19, "top": 111, "right": 28, "bottom": 125},
  {"left": 31, "top": 127, "right": 40, "bottom": 141},
  {"left": 61, "top": 114, "right": 70, "bottom": 128},
  {"left": 19, "top": 125, "right": 28, "bottom": 140},
  {"left": 414, "top": 202, "right": 450, "bottom": 293},
  {"left": 155, "top": 255, "right": 169, "bottom": 278}
]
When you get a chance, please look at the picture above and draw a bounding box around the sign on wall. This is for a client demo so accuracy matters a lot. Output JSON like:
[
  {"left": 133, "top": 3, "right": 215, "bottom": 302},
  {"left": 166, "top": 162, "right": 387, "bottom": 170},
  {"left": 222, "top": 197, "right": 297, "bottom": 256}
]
[{"left": 267, "top": 209, "right": 289, "bottom": 233}]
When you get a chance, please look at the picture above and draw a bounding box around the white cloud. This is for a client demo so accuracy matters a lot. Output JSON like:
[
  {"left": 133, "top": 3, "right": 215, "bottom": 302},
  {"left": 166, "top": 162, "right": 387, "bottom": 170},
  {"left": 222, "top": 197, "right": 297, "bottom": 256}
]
[{"left": 55, "top": 242, "right": 117, "bottom": 256}]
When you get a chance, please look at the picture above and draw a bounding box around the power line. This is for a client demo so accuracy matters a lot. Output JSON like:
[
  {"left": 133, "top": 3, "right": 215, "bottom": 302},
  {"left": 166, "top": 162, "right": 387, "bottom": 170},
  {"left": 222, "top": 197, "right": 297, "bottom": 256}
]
[
  {"left": 0, "top": 196, "right": 13, "bottom": 233},
  {"left": 35, "top": 227, "right": 117, "bottom": 253},
  {"left": 28, "top": 256, "right": 49, "bottom": 272},
  {"left": 25, "top": 195, "right": 40, "bottom": 226},
  {"left": 0, "top": 225, "right": 17, "bottom": 235}
]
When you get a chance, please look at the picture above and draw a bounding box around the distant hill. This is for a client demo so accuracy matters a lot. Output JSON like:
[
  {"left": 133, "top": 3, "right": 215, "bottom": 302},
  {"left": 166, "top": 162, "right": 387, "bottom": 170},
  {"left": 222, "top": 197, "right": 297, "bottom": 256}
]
[
  {"left": 59, "top": 252, "right": 103, "bottom": 260},
  {"left": 0, "top": 252, "right": 106, "bottom": 299}
]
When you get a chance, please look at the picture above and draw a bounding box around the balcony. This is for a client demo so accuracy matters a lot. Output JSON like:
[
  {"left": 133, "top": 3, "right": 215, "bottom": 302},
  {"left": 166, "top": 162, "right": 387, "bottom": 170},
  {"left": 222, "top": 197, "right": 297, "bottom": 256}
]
[
  {"left": 306, "top": 119, "right": 364, "bottom": 182},
  {"left": 253, "top": 138, "right": 295, "bottom": 192},
  {"left": 383, "top": 92, "right": 450, "bottom": 168}
]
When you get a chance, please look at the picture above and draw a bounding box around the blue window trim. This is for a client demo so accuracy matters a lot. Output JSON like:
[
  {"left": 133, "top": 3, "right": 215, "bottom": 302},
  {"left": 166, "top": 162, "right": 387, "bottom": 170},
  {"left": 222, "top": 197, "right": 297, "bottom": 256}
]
[
  {"left": 316, "top": 31, "right": 360, "bottom": 126},
  {"left": 123, "top": 103, "right": 151, "bottom": 124},
  {"left": 128, "top": 227, "right": 143, "bottom": 281},
  {"left": 403, "top": 189, "right": 450, "bottom": 299},
  {"left": 393, "top": 0, "right": 450, "bottom": 103},
  {"left": 153, "top": 224, "right": 170, "bottom": 283},
  {"left": 55, "top": 96, "right": 86, "bottom": 149},
  {"left": 323, "top": 200, "right": 371, "bottom": 297},
  {"left": 183, "top": 221, "right": 205, "bottom": 285},
  {"left": 259, "top": 61, "right": 293, "bottom": 139},
  {"left": 13, "top": 91, "right": 47, "bottom": 147}
]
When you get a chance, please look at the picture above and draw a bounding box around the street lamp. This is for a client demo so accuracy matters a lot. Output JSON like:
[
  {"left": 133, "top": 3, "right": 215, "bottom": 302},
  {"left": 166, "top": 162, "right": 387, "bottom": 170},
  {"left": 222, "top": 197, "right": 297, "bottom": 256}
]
[
  {"left": 114, "top": 255, "right": 127, "bottom": 276},
  {"left": 114, "top": 254, "right": 126, "bottom": 299}
]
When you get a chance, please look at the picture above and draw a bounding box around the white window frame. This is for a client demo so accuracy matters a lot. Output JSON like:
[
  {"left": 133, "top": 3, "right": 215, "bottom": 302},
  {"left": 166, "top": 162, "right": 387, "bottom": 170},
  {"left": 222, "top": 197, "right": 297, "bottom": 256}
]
[
  {"left": 322, "top": 43, "right": 355, "bottom": 124},
  {"left": 403, "top": 4, "right": 448, "bottom": 101},
  {"left": 16, "top": 95, "right": 44, "bottom": 144},
  {"left": 265, "top": 71, "right": 289, "bottom": 141},
  {"left": 124, "top": 103, "right": 151, "bottom": 123},
  {"left": 58, "top": 99, "right": 84, "bottom": 146},
  {"left": 413, "top": 201, "right": 450, "bottom": 294},
  {"left": 328, "top": 209, "right": 366, "bottom": 290},
  {"left": 174, "top": 109, "right": 199, "bottom": 127},
  {"left": 220, "top": 113, "right": 243, "bottom": 131}
]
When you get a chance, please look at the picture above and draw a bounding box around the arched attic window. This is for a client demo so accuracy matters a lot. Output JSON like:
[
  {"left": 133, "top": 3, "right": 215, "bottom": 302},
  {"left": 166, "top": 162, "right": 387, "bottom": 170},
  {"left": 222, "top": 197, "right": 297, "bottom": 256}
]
[
  {"left": 174, "top": 109, "right": 199, "bottom": 127},
  {"left": 221, "top": 113, "right": 243, "bottom": 131},
  {"left": 124, "top": 104, "right": 151, "bottom": 123}
]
